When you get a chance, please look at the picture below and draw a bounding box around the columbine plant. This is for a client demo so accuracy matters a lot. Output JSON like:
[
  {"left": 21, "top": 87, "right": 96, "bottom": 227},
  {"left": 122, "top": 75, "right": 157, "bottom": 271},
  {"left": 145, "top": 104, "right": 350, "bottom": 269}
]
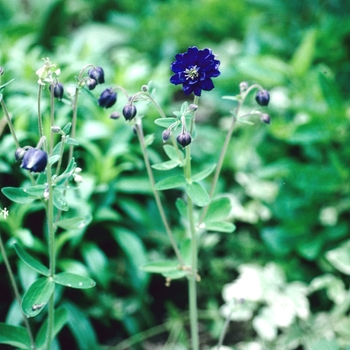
[
  {"left": 0, "top": 60, "right": 107, "bottom": 349},
  {"left": 95, "top": 46, "right": 271, "bottom": 349}
]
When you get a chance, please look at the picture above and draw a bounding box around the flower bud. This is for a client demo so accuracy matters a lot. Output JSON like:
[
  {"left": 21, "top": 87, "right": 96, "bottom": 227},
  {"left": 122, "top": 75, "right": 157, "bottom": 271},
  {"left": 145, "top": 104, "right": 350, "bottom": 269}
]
[
  {"left": 260, "top": 113, "right": 271, "bottom": 124},
  {"left": 15, "top": 148, "right": 26, "bottom": 162},
  {"left": 0, "top": 66, "right": 4, "bottom": 76},
  {"left": 162, "top": 129, "right": 172, "bottom": 142},
  {"left": 20, "top": 148, "right": 48, "bottom": 173},
  {"left": 51, "top": 126, "right": 62, "bottom": 133},
  {"left": 49, "top": 82, "right": 64, "bottom": 100},
  {"left": 141, "top": 85, "right": 149, "bottom": 92},
  {"left": 188, "top": 104, "right": 198, "bottom": 112},
  {"left": 122, "top": 104, "right": 137, "bottom": 121},
  {"left": 255, "top": 89, "right": 270, "bottom": 106},
  {"left": 86, "top": 78, "right": 97, "bottom": 91},
  {"left": 176, "top": 132, "right": 191, "bottom": 147},
  {"left": 239, "top": 81, "right": 249, "bottom": 92},
  {"left": 98, "top": 88, "right": 117, "bottom": 108},
  {"left": 110, "top": 111, "right": 121, "bottom": 119},
  {"left": 88, "top": 66, "right": 105, "bottom": 84}
]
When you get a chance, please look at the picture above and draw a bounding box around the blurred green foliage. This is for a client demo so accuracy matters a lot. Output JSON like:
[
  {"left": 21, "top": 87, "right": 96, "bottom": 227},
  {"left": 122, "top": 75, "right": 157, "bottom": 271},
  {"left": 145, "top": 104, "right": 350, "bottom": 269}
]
[{"left": 1, "top": 0, "right": 350, "bottom": 348}]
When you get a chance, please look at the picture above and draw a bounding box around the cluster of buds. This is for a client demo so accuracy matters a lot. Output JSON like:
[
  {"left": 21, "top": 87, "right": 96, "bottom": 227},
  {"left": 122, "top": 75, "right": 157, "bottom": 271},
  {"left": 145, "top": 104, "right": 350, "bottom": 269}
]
[{"left": 86, "top": 66, "right": 105, "bottom": 91}]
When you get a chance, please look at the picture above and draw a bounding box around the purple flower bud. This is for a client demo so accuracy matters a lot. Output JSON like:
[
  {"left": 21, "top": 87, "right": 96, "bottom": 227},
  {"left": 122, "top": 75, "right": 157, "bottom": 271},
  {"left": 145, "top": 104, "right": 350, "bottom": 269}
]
[
  {"left": 110, "top": 111, "right": 121, "bottom": 119},
  {"left": 20, "top": 148, "right": 48, "bottom": 173},
  {"left": 255, "top": 90, "right": 270, "bottom": 106},
  {"left": 49, "top": 82, "right": 64, "bottom": 100},
  {"left": 260, "top": 113, "right": 271, "bottom": 124},
  {"left": 162, "top": 129, "right": 172, "bottom": 142},
  {"left": 87, "top": 78, "right": 97, "bottom": 91},
  {"left": 176, "top": 132, "right": 191, "bottom": 147},
  {"left": 98, "top": 88, "right": 117, "bottom": 108},
  {"left": 88, "top": 66, "right": 105, "bottom": 84},
  {"left": 122, "top": 104, "right": 137, "bottom": 121}
]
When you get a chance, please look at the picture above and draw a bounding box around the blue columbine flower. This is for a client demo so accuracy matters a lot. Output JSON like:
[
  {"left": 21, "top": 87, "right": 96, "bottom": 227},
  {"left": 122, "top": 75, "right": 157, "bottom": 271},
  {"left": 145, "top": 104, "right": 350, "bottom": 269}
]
[
  {"left": 170, "top": 46, "right": 221, "bottom": 96},
  {"left": 21, "top": 148, "right": 48, "bottom": 173},
  {"left": 98, "top": 88, "right": 117, "bottom": 108}
]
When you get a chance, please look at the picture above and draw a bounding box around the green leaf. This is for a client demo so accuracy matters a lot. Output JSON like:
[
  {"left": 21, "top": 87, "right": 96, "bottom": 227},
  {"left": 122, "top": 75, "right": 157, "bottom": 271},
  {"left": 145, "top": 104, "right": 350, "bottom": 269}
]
[
  {"left": 22, "top": 277, "right": 55, "bottom": 317},
  {"left": 155, "top": 175, "right": 186, "bottom": 190},
  {"left": 140, "top": 261, "right": 179, "bottom": 274},
  {"left": 204, "top": 221, "right": 236, "bottom": 233},
  {"left": 154, "top": 117, "right": 177, "bottom": 128},
  {"left": 49, "top": 155, "right": 60, "bottom": 165},
  {"left": 290, "top": 29, "right": 317, "bottom": 76},
  {"left": 23, "top": 185, "right": 47, "bottom": 197},
  {"left": 53, "top": 272, "right": 96, "bottom": 289},
  {"left": 162, "top": 270, "right": 188, "bottom": 280},
  {"left": 186, "top": 182, "right": 210, "bottom": 207},
  {"left": 1, "top": 187, "right": 35, "bottom": 204},
  {"left": 55, "top": 215, "right": 92, "bottom": 230},
  {"left": 53, "top": 188, "right": 68, "bottom": 211},
  {"left": 192, "top": 164, "right": 216, "bottom": 182},
  {"left": 13, "top": 242, "right": 49, "bottom": 276},
  {"left": 0, "top": 323, "right": 31, "bottom": 349},
  {"left": 163, "top": 145, "right": 184, "bottom": 161},
  {"left": 66, "top": 137, "right": 79, "bottom": 146},
  {"left": 35, "top": 306, "right": 68, "bottom": 349},
  {"left": 152, "top": 159, "right": 182, "bottom": 170},
  {"left": 205, "top": 197, "right": 232, "bottom": 222},
  {"left": 175, "top": 198, "right": 187, "bottom": 219},
  {"left": 62, "top": 122, "right": 72, "bottom": 134},
  {"left": 326, "top": 240, "right": 350, "bottom": 275}
]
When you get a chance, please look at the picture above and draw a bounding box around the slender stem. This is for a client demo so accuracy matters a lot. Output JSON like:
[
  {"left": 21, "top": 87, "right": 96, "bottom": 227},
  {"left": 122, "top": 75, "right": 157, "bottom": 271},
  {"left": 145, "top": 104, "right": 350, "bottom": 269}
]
[
  {"left": 49, "top": 88, "right": 55, "bottom": 154},
  {"left": 37, "top": 85, "right": 44, "bottom": 139},
  {"left": 199, "top": 100, "right": 241, "bottom": 224},
  {"left": 0, "top": 235, "right": 37, "bottom": 349},
  {"left": 68, "top": 87, "right": 79, "bottom": 161},
  {"left": 135, "top": 121, "right": 184, "bottom": 266},
  {"left": 0, "top": 99, "right": 21, "bottom": 149}
]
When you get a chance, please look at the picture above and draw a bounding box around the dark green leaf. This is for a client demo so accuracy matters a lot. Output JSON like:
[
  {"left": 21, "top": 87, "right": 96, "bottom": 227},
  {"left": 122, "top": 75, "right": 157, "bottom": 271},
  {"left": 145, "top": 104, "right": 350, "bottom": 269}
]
[
  {"left": 22, "top": 278, "right": 55, "bottom": 317},
  {"left": 0, "top": 323, "right": 31, "bottom": 349},
  {"left": 35, "top": 306, "right": 68, "bottom": 348},
  {"left": 13, "top": 242, "right": 49, "bottom": 276},
  {"left": 53, "top": 272, "right": 96, "bottom": 289}
]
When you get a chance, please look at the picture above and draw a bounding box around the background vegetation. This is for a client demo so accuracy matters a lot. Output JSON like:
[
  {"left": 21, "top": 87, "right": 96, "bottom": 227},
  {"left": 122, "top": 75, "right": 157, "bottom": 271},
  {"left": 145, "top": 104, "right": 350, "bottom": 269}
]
[{"left": 1, "top": 0, "right": 350, "bottom": 349}]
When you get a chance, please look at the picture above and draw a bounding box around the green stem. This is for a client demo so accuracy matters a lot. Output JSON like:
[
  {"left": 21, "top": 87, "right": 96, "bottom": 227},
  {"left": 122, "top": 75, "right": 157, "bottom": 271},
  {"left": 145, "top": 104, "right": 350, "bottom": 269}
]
[
  {"left": 0, "top": 99, "right": 21, "bottom": 149},
  {"left": 37, "top": 85, "right": 44, "bottom": 139},
  {"left": 0, "top": 235, "right": 37, "bottom": 349},
  {"left": 49, "top": 88, "right": 55, "bottom": 154},
  {"left": 68, "top": 87, "right": 79, "bottom": 161},
  {"left": 135, "top": 121, "right": 184, "bottom": 266}
]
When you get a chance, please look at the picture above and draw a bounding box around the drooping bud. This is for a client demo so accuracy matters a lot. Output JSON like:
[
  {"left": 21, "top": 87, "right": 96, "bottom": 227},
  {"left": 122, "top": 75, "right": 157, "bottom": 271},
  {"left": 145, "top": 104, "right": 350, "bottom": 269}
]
[
  {"left": 255, "top": 89, "right": 270, "bottom": 106},
  {"left": 20, "top": 148, "right": 48, "bottom": 173},
  {"left": 239, "top": 81, "right": 249, "bottom": 93},
  {"left": 162, "top": 129, "right": 172, "bottom": 142},
  {"left": 88, "top": 66, "right": 105, "bottom": 84},
  {"left": 122, "top": 104, "right": 137, "bottom": 121},
  {"left": 98, "top": 88, "right": 117, "bottom": 108},
  {"left": 176, "top": 132, "right": 191, "bottom": 147},
  {"left": 86, "top": 78, "right": 97, "bottom": 91},
  {"left": 49, "top": 82, "right": 64, "bottom": 100},
  {"left": 188, "top": 104, "right": 198, "bottom": 112},
  {"left": 51, "top": 126, "right": 62, "bottom": 133},
  {"left": 260, "top": 113, "right": 271, "bottom": 124},
  {"left": 0, "top": 67, "right": 4, "bottom": 76},
  {"left": 141, "top": 85, "right": 149, "bottom": 92},
  {"left": 110, "top": 111, "right": 121, "bottom": 120}
]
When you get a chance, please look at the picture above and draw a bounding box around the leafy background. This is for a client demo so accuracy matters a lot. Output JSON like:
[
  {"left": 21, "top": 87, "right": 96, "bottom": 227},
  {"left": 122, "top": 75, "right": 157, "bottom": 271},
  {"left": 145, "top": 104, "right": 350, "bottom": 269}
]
[{"left": 1, "top": 0, "right": 350, "bottom": 348}]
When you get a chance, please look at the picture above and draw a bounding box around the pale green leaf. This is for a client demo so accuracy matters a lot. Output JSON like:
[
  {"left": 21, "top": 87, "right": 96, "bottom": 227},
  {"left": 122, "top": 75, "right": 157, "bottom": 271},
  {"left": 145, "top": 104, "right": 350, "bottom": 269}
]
[
  {"left": 53, "top": 272, "right": 96, "bottom": 289},
  {"left": 1, "top": 187, "right": 35, "bottom": 204},
  {"left": 154, "top": 118, "right": 177, "bottom": 128},
  {"left": 140, "top": 261, "right": 179, "bottom": 274},
  {"left": 55, "top": 215, "right": 92, "bottom": 230},
  {"left": 155, "top": 175, "right": 186, "bottom": 190},
  {"left": 152, "top": 159, "right": 181, "bottom": 170},
  {"left": 204, "top": 221, "right": 236, "bottom": 233},
  {"left": 186, "top": 182, "right": 210, "bottom": 207},
  {"left": 192, "top": 164, "right": 216, "bottom": 182}
]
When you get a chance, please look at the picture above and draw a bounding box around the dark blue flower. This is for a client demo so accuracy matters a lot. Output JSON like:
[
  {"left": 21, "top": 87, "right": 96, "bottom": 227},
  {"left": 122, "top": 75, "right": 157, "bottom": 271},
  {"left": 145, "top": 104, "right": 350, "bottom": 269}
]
[
  {"left": 170, "top": 46, "right": 220, "bottom": 96},
  {"left": 49, "top": 82, "right": 64, "bottom": 100},
  {"left": 98, "top": 88, "right": 117, "bottom": 108},
  {"left": 21, "top": 148, "right": 48, "bottom": 173},
  {"left": 255, "top": 90, "right": 270, "bottom": 106},
  {"left": 122, "top": 104, "right": 137, "bottom": 121},
  {"left": 176, "top": 132, "right": 192, "bottom": 147},
  {"left": 88, "top": 66, "right": 105, "bottom": 84}
]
